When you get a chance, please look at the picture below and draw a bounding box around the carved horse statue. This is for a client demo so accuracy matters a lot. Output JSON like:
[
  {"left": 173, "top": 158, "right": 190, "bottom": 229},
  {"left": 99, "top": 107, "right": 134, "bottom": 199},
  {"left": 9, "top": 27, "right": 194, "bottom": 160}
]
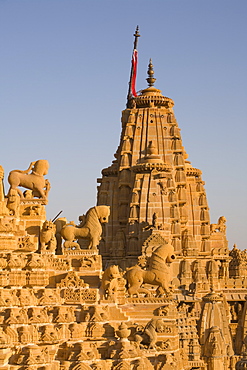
[
  {"left": 126, "top": 243, "right": 176, "bottom": 297},
  {"left": 61, "top": 205, "right": 110, "bottom": 249}
]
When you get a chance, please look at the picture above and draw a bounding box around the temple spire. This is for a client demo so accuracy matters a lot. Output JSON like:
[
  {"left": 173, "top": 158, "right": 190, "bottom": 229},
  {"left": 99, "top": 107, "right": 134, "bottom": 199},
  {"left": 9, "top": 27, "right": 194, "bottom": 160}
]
[{"left": 127, "top": 26, "right": 140, "bottom": 107}]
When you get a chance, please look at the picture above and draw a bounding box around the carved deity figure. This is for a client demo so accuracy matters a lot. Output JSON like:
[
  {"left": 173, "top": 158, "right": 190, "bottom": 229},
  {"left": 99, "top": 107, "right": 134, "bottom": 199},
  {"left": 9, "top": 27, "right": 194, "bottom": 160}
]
[{"left": 7, "top": 160, "right": 50, "bottom": 203}]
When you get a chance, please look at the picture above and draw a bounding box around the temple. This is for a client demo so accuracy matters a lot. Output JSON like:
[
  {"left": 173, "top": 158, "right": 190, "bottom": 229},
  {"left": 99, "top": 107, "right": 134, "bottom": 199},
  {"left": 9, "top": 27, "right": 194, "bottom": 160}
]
[
  {"left": 0, "top": 29, "right": 246, "bottom": 370},
  {"left": 97, "top": 57, "right": 225, "bottom": 268}
]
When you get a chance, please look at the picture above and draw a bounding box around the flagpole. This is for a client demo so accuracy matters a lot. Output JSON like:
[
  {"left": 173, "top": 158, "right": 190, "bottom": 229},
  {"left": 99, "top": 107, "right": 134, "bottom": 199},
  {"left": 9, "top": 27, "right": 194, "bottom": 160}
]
[{"left": 127, "top": 26, "right": 140, "bottom": 107}]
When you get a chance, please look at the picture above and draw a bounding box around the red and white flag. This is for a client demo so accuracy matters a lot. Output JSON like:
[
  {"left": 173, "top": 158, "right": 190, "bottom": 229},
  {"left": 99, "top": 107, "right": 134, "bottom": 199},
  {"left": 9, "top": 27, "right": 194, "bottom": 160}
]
[{"left": 131, "top": 49, "right": 138, "bottom": 97}]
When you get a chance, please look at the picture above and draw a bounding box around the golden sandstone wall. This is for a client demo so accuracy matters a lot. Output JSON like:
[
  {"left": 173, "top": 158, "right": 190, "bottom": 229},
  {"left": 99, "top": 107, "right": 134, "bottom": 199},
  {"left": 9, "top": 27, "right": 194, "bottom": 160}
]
[{"left": 0, "top": 61, "right": 247, "bottom": 370}]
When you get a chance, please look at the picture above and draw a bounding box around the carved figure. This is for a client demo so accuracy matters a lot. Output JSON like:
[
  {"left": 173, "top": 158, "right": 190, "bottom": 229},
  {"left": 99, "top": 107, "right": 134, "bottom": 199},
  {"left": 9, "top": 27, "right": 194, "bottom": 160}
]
[
  {"left": 6, "top": 189, "right": 20, "bottom": 216},
  {"left": 54, "top": 217, "right": 67, "bottom": 254},
  {"left": 126, "top": 243, "right": 175, "bottom": 296},
  {"left": 101, "top": 265, "right": 122, "bottom": 298},
  {"left": 210, "top": 216, "right": 227, "bottom": 234},
  {"left": 134, "top": 318, "right": 165, "bottom": 349},
  {"left": 8, "top": 160, "right": 50, "bottom": 203},
  {"left": 40, "top": 220, "right": 57, "bottom": 252},
  {"left": 61, "top": 206, "right": 110, "bottom": 249}
]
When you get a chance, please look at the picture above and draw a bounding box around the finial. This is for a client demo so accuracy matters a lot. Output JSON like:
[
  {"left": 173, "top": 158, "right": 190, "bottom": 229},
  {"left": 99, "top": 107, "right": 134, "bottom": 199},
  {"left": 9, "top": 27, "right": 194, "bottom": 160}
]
[
  {"left": 146, "top": 58, "right": 156, "bottom": 87},
  {"left": 147, "top": 141, "right": 158, "bottom": 156},
  {"left": 133, "top": 26, "right": 140, "bottom": 49}
]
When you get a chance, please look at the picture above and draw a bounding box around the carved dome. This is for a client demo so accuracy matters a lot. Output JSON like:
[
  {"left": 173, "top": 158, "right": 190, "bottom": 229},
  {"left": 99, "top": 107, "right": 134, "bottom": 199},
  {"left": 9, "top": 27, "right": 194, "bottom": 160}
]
[{"left": 133, "top": 59, "right": 174, "bottom": 109}]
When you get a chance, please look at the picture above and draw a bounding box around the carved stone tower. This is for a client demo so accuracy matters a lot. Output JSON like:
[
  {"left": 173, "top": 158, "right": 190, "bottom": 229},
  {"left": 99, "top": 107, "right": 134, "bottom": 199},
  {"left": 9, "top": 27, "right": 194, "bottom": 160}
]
[{"left": 97, "top": 59, "right": 227, "bottom": 267}]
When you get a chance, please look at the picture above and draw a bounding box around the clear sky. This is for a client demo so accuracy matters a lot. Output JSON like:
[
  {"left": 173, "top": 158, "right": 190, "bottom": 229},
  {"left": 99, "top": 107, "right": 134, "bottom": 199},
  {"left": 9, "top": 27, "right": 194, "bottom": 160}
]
[{"left": 0, "top": 0, "right": 246, "bottom": 250}]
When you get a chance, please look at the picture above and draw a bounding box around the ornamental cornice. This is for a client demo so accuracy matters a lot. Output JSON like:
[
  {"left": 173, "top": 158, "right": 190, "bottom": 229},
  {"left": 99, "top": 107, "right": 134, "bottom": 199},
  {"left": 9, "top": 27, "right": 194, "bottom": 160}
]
[
  {"left": 134, "top": 95, "right": 174, "bottom": 109},
  {"left": 186, "top": 167, "right": 202, "bottom": 177},
  {"left": 102, "top": 167, "right": 118, "bottom": 177},
  {"left": 132, "top": 162, "right": 171, "bottom": 173}
]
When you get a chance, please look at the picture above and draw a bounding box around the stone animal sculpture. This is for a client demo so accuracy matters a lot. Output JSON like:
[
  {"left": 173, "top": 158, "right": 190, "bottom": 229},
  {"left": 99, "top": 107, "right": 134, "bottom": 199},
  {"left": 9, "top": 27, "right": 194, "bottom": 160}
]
[
  {"left": 40, "top": 220, "right": 56, "bottom": 252},
  {"left": 135, "top": 318, "right": 166, "bottom": 349},
  {"left": 100, "top": 265, "right": 122, "bottom": 299},
  {"left": 8, "top": 160, "right": 50, "bottom": 203},
  {"left": 54, "top": 217, "right": 67, "bottom": 255},
  {"left": 210, "top": 216, "right": 227, "bottom": 234},
  {"left": 6, "top": 189, "right": 20, "bottom": 216},
  {"left": 126, "top": 243, "right": 176, "bottom": 297},
  {"left": 61, "top": 205, "right": 110, "bottom": 249}
]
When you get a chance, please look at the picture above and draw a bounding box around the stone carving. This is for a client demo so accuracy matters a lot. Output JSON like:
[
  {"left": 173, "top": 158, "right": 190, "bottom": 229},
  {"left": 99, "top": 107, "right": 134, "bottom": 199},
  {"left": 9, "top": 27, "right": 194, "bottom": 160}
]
[
  {"left": 0, "top": 217, "right": 16, "bottom": 232},
  {"left": 40, "top": 220, "right": 57, "bottom": 252},
  {"left": 39, "top": 288, "right": 63, "bottom": 305},
  {"left": 29, "top": 306, "right": 52, "bottom": 323},
  {"left": 126, "top": 243, "right": 175, "bottom": 296},
  {"left": 54, "top": 217, "right": 67, "bottom": 254},
  {"left": 79, "top": 255, "right": 100, "bottom": 270},
  {"left": 57, "top": 271, "right": 89, "bottom": 289},
  {"left": 61, "top": 206, "right": 110, "bottom": 249},
  {"left": 7, "top": 159, "right": 50, "bottom": 203},
  {"left": 17, "top": 236, "right": 36, "bottom": 252},
  {"left": 210, "top": 216, "right": 227, "bottom": 234},
  {"left": 18, "top": 288, "right": 38, "bottom": 306},
  {"left": 101, "top": 265, "right": 124, "bottom": 300},
  {"left": 6, "top": 188, "right": 20, "bottom": 216},
  {"left": 134, "top": 318, "right": 166, "bottom": 349}
]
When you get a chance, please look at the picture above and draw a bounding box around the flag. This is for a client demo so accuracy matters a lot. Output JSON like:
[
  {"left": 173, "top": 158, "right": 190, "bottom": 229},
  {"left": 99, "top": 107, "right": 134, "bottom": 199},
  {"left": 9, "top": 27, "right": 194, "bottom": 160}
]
[{"left": 131, "top": 49, "right": 138, "bottom": 97}]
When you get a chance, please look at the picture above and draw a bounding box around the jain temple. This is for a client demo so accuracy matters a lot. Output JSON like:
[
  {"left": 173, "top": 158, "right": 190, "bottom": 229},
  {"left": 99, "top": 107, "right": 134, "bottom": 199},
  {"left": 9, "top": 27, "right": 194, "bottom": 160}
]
[{"left": 0, "top": 28, "right": 246, "bottom": 370}]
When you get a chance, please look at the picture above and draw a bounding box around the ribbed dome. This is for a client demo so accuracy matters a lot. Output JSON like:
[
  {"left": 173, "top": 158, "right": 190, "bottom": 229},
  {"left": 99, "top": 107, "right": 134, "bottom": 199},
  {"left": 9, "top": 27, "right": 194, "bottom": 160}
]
[{"left": 236, "top": 354, "right": 247, "bottom": 370}]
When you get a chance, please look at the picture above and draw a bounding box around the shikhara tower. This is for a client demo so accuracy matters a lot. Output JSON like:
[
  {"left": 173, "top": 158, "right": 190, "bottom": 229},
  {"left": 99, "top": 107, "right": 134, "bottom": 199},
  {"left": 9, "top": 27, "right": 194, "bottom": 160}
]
[{"left": 97, "top": 48, "right": 227, "bottom": 268}]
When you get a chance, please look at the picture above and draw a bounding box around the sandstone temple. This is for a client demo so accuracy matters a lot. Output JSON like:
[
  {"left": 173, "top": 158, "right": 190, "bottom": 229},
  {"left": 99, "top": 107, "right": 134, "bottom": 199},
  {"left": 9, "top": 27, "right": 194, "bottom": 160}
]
[{"left": 0, "top": 29, "right": 246, "bottom": 370}]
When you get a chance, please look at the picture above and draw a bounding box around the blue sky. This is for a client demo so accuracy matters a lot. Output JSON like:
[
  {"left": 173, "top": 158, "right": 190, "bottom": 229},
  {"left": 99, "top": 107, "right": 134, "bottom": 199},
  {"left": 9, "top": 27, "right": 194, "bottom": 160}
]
[{"left": 0, "top": 0, "right": 246, "bottom": 249}]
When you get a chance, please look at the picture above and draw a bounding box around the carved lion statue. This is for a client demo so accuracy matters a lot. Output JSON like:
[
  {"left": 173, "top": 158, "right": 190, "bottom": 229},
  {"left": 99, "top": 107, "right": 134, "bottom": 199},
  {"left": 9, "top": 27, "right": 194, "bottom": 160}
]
[
  {"left": 40, "top": 220, "right": 56, "bottom": 252},
  {"left": 61, "top": 205, "right": 110, "bottom": 249},
  {"left": 8, "top": 160, "right": 50, "bottom": 203},
  {"left": 126, "top": 243, "right": 176, "bottom": 297},
  {"left": 6, "top": 189, "right": 20, "bottom": 216},
  {"left": 100, "top": 265, "right": 122, "bottom": 299}
]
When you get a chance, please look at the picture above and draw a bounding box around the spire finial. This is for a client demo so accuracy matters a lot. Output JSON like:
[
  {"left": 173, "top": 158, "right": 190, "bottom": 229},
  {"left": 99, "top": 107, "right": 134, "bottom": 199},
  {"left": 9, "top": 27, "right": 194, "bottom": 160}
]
[
  {"left": 133, "top": 26, "right": 140, "bottom": 49},
  {"left": 146, "top": 58, "right": 156, "bottom": 87},
  {"left": 127, "top": 26, "right": 141, "bottom": 107}
]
